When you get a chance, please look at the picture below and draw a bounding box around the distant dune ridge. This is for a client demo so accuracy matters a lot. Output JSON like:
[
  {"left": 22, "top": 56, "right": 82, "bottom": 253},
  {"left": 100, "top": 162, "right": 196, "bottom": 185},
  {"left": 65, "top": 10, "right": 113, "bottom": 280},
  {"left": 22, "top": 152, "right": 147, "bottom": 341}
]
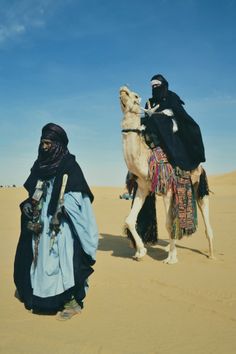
[
  {"left": 209, "top": 170, "right": 236, "bottom": 185},
  {"left": 0, "top": 170, "right": 236, "bottom": 354}
]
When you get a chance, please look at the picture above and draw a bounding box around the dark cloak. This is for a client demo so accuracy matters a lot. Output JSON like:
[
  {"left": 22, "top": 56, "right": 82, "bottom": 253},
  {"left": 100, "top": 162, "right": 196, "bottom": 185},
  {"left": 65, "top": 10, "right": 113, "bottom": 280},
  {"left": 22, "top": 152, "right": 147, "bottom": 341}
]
[
  {"left": 14, "top": 153, "right": 95, "bottom": 314},
  {"left": 14, "top": 213, "right": 95, "bottom": 314},
  {"left": 142, "top": 90, "right": 206, "bottom": 171},
  {"left": 24, "top": 153, "right": 94, "bottom": 215}
]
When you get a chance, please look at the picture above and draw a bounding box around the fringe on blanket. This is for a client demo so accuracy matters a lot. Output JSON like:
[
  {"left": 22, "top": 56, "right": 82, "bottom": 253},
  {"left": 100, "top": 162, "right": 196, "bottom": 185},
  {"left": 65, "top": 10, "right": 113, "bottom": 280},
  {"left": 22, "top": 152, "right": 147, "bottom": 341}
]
[
  {"left": 149, "top": 147, "right": 176, "bottom": 194},
  {"left": 171, "top": 167, "right": 197, "bottom": 239}
]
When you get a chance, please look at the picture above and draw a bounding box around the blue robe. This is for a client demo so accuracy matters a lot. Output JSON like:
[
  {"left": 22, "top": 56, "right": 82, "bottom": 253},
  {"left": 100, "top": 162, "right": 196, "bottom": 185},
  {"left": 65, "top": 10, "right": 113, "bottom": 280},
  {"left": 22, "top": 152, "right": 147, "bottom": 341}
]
[{"left": 14, "top": 179, "right": 99, "bottom": 314}]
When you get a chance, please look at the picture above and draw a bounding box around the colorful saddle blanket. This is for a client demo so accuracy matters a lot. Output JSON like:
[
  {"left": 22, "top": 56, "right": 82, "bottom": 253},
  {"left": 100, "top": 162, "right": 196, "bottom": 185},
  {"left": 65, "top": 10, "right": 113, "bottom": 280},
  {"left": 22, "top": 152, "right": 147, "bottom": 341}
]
[{"left": 149, "top": 147, "right": 197, "bottom": 239}]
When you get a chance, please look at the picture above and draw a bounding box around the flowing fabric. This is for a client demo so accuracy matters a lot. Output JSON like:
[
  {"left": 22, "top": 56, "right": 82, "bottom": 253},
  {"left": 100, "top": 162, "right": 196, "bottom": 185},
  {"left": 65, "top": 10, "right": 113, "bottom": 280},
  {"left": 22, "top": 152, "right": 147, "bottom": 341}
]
[
  {"left": 14, "top": 179, "right": 98, "bottom": 314},
  {"left": 148, "top": 147, "right": 197, "bottom": 240},
  {"left": 142, "top": 90, "right": 206, "bottom": 171}
]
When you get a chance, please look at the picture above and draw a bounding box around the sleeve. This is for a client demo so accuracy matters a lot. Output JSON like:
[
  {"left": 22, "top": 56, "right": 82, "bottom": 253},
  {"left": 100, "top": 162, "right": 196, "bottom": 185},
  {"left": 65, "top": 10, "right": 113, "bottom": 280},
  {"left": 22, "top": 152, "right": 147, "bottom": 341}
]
[
  {"left": 169, "top": 93, "right": 206, "bottom": 165},
  {"left": 63, "top": 192, "right": 99, "bottom": 260},
  {"left": 170, "top": 92, "right": 198, "bottom": 126}
]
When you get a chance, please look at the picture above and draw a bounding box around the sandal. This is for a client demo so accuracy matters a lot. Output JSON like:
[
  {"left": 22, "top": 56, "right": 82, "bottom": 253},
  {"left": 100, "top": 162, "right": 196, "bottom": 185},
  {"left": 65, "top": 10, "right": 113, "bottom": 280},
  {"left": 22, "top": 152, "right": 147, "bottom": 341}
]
[
  {"left": 57, "top": 298, "right": 82, "bottom": 321},
  {"left": 57, "top": 307, "right": 81, "bottom": 321},
  {"left": 119, "top": 193, "right": 133, "bottom": 200}
]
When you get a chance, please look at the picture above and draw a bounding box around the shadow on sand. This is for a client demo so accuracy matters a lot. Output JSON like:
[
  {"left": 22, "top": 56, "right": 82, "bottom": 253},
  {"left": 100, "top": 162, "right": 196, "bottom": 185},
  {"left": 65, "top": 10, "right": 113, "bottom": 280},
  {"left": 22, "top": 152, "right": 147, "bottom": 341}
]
[
  {"left": 98, "top": 233, "right": 134, "bottom": 259},
  {"left": 99, "top": 233, "right": 168, "bottom": 261},
  {"left": 99, "top": 233, "right": 209, "bottom": 261},
  {"left": 174, "top": 243, "right": 209, "bottom": 258}
]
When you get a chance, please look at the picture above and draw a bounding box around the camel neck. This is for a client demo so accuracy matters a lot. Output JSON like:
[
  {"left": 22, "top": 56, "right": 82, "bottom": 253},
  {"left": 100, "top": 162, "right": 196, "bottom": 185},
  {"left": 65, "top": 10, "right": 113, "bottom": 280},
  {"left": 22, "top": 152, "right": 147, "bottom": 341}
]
[{"left": 122, "top": 112, "right": 141, "bottom": 130}]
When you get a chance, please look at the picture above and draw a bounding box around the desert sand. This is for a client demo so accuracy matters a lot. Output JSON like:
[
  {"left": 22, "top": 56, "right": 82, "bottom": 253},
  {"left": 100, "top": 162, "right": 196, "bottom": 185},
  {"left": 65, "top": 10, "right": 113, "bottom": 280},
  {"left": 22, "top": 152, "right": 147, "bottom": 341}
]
[{"left": 0, "top": 171, "right": 236, "bottom": 354}]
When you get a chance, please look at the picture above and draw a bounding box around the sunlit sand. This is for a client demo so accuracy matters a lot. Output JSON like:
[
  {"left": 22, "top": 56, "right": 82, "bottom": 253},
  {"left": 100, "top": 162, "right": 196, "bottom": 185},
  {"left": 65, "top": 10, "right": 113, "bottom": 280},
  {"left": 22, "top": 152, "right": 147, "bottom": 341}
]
[{"left": 0, "top": 172, "right": 236, "bottom": 354}]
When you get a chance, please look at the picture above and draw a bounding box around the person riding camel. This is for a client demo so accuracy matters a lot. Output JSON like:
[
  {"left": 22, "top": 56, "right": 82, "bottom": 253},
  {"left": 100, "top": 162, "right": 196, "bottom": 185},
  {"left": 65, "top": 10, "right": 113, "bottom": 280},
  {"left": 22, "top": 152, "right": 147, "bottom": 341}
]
[
  {"left": 141, "top": 74, "right": 206, "bottom": 171},
  {"left": 122, "top": 74, "right": 208, "bottom": 245}
]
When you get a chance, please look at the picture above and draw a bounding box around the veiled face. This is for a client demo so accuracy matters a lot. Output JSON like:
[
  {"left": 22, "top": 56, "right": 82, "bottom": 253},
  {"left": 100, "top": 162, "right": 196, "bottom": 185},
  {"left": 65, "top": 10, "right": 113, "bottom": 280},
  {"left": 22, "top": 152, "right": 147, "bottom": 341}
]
[
  {"left": 151, "top": 74, "right": 168, "bottom": 100},
  {"left": 152, "top": 84, "right": 162, "bottom": 98},
  {"left": 40, "top": 139, "right": 53, "bottom": 152},
  {"left": 119, "top": 86, "right": 141, "bottom": 114}
]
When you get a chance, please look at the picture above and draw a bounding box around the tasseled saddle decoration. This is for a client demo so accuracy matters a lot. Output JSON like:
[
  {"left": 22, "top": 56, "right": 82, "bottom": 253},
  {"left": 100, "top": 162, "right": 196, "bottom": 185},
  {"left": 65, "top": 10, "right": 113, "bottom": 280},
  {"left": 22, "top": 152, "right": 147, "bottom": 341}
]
[
  {"left": 149, "top": 147, "right": 176, "bottom": 195},
  {"left": 148, "top": 147, "right": 197, "bottom": 240},
  {"left": 171, "top": 167, "right": 197, "bottom": 239}
]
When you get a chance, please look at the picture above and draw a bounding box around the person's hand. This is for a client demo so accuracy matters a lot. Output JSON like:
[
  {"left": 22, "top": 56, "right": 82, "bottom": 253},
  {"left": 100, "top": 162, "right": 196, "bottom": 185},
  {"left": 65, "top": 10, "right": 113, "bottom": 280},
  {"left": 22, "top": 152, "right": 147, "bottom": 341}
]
[
  {"left": 145, "top": 109, "right": 154, "bottom": 117},
  {"left": 22, "top": 202, "right": 33, "bottom": 219},
  {"left": 141, "top": 104, "right": 160, "bottom": 117}
]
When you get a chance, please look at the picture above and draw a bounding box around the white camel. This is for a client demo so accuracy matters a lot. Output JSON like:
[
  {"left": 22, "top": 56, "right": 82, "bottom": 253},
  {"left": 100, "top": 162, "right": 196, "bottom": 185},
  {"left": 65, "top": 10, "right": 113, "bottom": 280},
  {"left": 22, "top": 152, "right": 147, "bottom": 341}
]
[{"left": 119, "top": 85, "right": 214, "bottom": 263}]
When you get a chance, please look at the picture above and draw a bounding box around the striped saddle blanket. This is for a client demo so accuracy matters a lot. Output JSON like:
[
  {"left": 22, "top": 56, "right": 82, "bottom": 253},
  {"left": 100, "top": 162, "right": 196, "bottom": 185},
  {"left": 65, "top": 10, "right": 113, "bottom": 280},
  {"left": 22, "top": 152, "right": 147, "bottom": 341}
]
[{"left": 148, "top": 147, "right": 197, "bottom": 239}]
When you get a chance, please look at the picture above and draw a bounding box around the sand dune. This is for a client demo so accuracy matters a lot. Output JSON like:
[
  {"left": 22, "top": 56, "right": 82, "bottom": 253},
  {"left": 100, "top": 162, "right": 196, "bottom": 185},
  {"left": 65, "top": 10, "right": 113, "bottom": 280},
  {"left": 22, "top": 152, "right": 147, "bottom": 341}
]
[
  {"left": 209, "top": 170, "right": 236, "bottom": 185},
  {"left": 0, "top": 172, "right": 236, "bottom": 354}
]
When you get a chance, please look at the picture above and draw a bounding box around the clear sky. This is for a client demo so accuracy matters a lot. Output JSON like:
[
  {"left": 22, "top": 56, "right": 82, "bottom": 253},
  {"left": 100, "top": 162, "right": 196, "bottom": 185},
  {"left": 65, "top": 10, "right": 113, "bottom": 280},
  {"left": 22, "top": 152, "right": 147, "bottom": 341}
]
[{"left": 0, "top": 0, "right": 235, "bottom": 186}]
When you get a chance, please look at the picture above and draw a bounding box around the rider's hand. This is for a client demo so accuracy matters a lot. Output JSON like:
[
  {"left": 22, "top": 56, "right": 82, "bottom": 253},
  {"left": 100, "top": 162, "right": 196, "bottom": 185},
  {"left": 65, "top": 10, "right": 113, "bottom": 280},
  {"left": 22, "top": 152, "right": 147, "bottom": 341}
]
[{"left": 145, "top": 109, "right": 153, "bottom": 117}]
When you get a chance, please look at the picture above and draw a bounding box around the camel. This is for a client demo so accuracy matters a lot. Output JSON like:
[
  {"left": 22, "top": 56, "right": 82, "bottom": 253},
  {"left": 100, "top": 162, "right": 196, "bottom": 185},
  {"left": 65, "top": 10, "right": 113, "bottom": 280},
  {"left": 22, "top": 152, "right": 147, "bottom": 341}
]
[{"left": 119, "top": 85, "right": 214, "bottom": 263}]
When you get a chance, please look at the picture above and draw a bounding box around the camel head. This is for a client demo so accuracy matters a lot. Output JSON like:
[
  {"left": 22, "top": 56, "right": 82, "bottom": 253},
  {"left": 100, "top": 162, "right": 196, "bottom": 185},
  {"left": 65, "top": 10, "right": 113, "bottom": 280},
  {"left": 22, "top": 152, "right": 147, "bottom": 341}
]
[{"left": 119, "top": 86, "right": 141, "bottom": 115}]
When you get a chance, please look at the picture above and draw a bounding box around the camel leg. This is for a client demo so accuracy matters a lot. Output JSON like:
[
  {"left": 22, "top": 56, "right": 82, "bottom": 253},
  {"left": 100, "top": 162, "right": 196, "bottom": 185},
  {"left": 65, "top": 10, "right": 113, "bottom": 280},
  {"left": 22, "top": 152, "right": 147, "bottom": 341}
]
[
  {"left": 162, "top": 191, "right": 178, "bottom": 264},
  {"left": 125, "top": 186, "right": 148, "bottom": 260},
  {"left": 197, "top": 196, "right": 215, "bottom": 259}
]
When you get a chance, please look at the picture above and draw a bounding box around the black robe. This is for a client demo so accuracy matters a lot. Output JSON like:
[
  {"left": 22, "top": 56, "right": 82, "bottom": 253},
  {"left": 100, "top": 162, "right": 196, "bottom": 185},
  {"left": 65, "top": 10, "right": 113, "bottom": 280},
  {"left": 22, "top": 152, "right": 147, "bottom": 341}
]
[
  {"left": 24, "top": 153, "right": 94, "bottom": 215},
  {"left": 142, "top": 90, "right": 206, "bottom": 171}
]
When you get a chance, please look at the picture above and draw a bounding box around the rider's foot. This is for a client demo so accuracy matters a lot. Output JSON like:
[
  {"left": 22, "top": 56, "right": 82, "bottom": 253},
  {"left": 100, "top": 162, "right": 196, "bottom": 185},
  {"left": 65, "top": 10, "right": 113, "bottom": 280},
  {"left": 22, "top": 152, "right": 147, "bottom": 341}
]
[{"left": 119, "top": 193, "right": 133, "bottom": 200}]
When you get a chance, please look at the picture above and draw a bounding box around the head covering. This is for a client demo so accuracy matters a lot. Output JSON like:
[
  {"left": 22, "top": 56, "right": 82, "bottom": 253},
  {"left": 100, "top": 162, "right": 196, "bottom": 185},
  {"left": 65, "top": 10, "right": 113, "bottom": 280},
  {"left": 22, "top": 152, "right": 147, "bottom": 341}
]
[
  {"left": 31, "top": 123, "right": 69, "bottom": 179},
  {"left": 150, "top": 74, "right": 169, "bottom": 101},
  {"left": 41, "top": 123, "right": 69, "bottom": 147}
]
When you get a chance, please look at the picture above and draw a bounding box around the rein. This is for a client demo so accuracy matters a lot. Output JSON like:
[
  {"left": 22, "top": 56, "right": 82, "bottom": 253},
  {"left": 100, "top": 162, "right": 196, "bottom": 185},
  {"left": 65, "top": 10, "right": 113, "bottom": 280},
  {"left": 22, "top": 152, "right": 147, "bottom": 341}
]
[{"left": 121, "top": 128, "right": 143, "bottom": 134}]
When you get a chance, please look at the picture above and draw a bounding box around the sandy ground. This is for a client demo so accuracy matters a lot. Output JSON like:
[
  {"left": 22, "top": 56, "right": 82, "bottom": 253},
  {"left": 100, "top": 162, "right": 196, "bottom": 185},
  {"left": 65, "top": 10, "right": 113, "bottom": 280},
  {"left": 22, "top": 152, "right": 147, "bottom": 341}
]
[{"left": 0, "top": 171, "right": 236, "bottom": 354}]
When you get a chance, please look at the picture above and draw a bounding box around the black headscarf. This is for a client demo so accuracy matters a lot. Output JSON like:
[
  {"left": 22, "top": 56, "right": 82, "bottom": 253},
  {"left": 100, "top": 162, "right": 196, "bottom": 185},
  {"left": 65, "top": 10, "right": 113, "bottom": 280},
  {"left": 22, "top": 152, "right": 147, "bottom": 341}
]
[
  {"left": 33, "top": 123, "right": 69, "bottom": 179},
  {"left": 151, "top": 74, "right": 169, "bottom": 102},
  {"left": 24, "top": 123, "right": 94, "bottom": 214}
]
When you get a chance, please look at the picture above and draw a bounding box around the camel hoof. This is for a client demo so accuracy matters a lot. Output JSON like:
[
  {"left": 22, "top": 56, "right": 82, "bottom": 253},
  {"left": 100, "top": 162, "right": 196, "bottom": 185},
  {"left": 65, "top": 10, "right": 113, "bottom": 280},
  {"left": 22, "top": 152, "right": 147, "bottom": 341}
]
[
  {"left": 133, "top": 248, "right": 147, "bottom": 261},
  {"left": 163, "top": 256, "right": 178, "bottom": 264},
  {"left": 208, "top": 255, "right": 216, "bottom": 260},
  {"left": 133, "top": 256, "right": 144, "bottom": 262}
]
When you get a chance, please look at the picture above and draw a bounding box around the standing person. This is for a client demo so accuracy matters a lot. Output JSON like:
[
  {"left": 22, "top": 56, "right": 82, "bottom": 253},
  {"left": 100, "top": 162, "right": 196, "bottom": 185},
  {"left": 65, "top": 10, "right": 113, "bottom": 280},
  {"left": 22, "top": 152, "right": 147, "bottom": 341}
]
[
  {"left": 141, "top": 74, "right": 206, "bottom": 171},
  {"left": 14, "top": 123, "right": 99, "bottom": 320}
]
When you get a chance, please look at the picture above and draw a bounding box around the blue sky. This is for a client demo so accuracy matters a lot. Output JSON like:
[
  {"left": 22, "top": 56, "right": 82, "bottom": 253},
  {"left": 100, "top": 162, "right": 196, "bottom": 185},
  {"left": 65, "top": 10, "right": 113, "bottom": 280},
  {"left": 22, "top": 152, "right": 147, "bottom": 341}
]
[{"left": 0, "top": 0, "right": 235, "bottom": 186}]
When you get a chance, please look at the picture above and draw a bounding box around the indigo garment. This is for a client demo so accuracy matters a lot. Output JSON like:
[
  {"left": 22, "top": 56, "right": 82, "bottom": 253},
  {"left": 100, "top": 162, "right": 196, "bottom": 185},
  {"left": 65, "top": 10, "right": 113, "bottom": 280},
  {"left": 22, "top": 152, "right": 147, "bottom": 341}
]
[{"left": 14, "top": 179, "right": 98, "bottom": 314}]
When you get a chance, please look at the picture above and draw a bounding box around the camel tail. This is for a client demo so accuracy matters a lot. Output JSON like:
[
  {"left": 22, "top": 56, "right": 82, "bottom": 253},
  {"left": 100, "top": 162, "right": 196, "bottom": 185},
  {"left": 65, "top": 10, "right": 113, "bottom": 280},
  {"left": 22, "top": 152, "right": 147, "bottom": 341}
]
[{"left": 197, "top": 168, "right": 210, "bottom": 199}]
